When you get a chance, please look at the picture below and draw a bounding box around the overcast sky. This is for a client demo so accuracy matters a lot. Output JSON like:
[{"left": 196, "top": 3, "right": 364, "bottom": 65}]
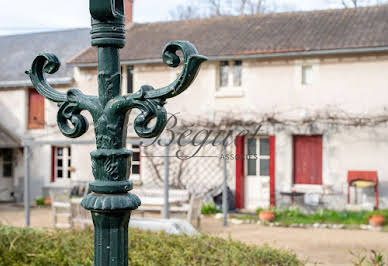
[{"left": 0, "top": 0, "right": 341, "bottom": 36}]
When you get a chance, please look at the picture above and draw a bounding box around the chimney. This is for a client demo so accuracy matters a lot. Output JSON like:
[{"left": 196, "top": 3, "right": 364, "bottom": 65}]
[{"left": 125, "top": 0, "right": 134, "bottom": 25}]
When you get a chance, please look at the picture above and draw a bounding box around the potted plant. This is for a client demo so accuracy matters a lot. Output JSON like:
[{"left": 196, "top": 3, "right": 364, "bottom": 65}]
[
  {"left": 259, "top": 210, "right": 275, "bottom": 222},
  {"left": 44, "top": 197, "right": 51, "bottom": 205},
  {"left": 369, "top": 214, "right": 385, "bottom": 227}
]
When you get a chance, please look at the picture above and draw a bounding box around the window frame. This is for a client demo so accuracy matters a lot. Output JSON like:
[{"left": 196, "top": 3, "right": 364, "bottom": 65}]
[
  {"left": 301, "top": 65, "right": 313, "bottom": 85},
  {"left": 131, "top": 144, "right": 141, "bottom": 181},
  {"left": 245, "top": 136, "right": 270, "bottom": 178},
  {"left": 53, "top": 146, "right": 72, "bottom": 181},
  {"left": 233, "top": 60, "right": 242, "bottom": 87},
  {"left": 218, "top": 60, "right": 243, "bottom": 90}
]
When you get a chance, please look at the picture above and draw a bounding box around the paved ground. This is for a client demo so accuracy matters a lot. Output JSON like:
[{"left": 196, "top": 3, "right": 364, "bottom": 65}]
[
  {"left": 200, "top": 218, "right": 388, "bottom": 265},
  {"left": 1, "top": 203, "right": 388, "bottom": 265}
]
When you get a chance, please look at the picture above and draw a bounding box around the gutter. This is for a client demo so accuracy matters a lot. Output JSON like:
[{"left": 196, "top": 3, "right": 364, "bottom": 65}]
[
  {"left": 71, "top": 46, "right": 388, "bottom": 67},
  {"left": 0, "top": 77, "right": 73, "bottom": 88}
]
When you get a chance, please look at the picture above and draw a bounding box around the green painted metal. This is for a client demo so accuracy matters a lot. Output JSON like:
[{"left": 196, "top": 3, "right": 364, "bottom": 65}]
[{"left": 26, "top": 0, "right": 207, "bottom": 265}]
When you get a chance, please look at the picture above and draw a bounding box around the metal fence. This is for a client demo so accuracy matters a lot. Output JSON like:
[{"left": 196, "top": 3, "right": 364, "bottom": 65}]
[
  {"left": 22, "top": 138, "right": 235, "bottom": 226},
  {"left": 141, "top": 142, "right": 234, "bottom": 199}
]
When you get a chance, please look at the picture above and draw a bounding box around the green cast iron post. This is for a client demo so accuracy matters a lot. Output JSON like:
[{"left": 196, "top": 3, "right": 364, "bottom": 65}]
[{"left": 26, "top": 0, "right": 207, "bottom": 265}]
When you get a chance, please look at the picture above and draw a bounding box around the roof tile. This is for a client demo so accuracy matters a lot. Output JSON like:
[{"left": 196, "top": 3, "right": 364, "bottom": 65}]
[{"left": 70, "top": 6, "right": 388, "bottom": 65}]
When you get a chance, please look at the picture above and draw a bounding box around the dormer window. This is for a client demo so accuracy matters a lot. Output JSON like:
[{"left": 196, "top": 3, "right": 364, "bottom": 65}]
[{"left": 219, "top": 60, "right": 242, "bottom": 89}]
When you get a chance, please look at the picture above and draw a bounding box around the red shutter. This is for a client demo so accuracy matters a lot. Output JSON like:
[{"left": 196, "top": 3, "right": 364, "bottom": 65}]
[
  {"left": 269, "top": 136, "right": 276, "bottom": 206},
  {"left": 235, "top": 136, "right": 245, "bottom": 209},
  {"left": 28, "top": 88, "right": 45, "bottom": 129},
  {"left": 293, "top": 135, "right": 322, "bottom": 185}
]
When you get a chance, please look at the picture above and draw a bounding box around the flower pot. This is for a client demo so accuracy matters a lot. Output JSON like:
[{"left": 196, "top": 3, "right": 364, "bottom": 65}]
[
  {"left": 44, "top": 197, "right": 51, "bottom": 205},
  {"left": 369, "top": 214, "right": 385, "bottom": 227},
  {"left": 259, "top": 210, "right": 275, "bottom": 222}
]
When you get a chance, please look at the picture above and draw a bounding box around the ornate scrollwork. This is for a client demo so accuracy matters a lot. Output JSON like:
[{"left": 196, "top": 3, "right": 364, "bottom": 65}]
[
  {"left": 28, "top": 41, "right": 207, "bottom": 140},
  {"left": 57, "top": 101, "right": 89, "bottom": 138},
  {"left": 144, "top": 41, "right": 207, "bottom": 100},
  {"left": 27, "top": 53, "right": 100, "bottom": 138},
  {"left": 110, "top": 41, "right": 207, "bottom": 138},
  {"left": 27, "top": 53, "right": 67, "bottom": 102},
  {"left": 131, "top": 90, "right": 167, "bottom": 138}
]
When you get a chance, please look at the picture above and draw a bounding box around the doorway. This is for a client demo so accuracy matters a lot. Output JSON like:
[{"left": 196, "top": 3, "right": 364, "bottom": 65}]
[
  {"left": 293, "top": 135, "right": 323, "bottom": 185},
  {"left": 244, "top": 136, "right": 270, "bottom": 209}
]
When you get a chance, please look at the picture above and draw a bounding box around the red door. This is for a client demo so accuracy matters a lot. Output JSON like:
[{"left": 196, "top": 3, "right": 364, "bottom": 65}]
[{"left": 293, "top": 135, "right": 322, "bottom": 185}]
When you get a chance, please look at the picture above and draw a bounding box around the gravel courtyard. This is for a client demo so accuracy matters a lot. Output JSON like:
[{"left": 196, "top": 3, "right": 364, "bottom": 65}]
[{"left": 1, "top": 203, "right": 388, "bottom": 265}]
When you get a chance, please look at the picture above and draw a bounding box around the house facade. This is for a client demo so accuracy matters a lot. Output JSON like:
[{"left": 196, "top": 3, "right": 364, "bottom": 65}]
[
  {"left": 70, "top": 6, "right": 388, "bottom": 210},
  {"left": 1, "top": 4, "right": 388, "bottom": 211},
  {"left": 0, "top": 28, "right": 91, "bottom": 201}
]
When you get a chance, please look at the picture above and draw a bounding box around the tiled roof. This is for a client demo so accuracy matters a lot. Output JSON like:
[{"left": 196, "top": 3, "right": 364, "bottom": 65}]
[
  {"left": 0, "top": 28, "right": 90, "bottom": 86},
  {"left": 70, "top": 6, "right": 388, "bottom": 65}
]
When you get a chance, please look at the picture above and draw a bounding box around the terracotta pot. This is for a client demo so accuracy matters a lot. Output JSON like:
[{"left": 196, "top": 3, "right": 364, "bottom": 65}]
[
  {"left": 369, "top": 214, "right": 385, "bottom": 227},
  {"left": 259, "top": 210, "right": 275, "bottom": 222},
  {"left": 44, "top": 197, "right": 51, "bottom": 205}
]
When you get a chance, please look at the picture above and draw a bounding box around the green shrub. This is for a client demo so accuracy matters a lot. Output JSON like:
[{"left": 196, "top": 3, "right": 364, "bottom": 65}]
[
  {"left": 253, "top": 208, "right": 388, "bottom": 226},
  {"left": 256, "top": 208, "right": 263, "bottom": 215},
  {"left": 0, "top": 226, "right": 302, "bottom": 266},
  {"left": 35, "top": 197, "right": 45, "bottom": 206},
  {"left": 201, "top": 203, "right": 221, "bottom": 214}
]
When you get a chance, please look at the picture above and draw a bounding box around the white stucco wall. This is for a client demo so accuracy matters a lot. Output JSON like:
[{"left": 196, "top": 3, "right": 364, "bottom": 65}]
[{"left": 0, "top": 81, "right": 96, "bottom": 200}]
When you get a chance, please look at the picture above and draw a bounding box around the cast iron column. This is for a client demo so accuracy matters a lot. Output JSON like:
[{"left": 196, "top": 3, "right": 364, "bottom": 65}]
[{"left": 26, "top": 0, "right": 207, "bottom": 265}]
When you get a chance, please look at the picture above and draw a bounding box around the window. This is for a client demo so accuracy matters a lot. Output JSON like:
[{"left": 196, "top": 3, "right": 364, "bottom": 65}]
[
  {"left": 131, "top": 144, "right": 141, "bottom": 179},
  {"left": 219, "top": 61, "right": 229, "bottom": 87},
  {"left": 246, "top": 137, "right": 270, "bottom": 177},
  {"left": 259, "top": 138, "right": 270, "bottom": 176},
  {"left": 28, "top": 88, "right": 45, "bottom": 129},
  {"left": 127, "top": 65, "right": 134, "bottom": 93},
  {"left": 233, "top": 61, "right": 242, "bottom": 86},
  {"left": 302, "top": 65, "right": 313, "bottom": 85},
  {"left": 53, "top": 147, "right": 72, "bottom": 181},
  {"left": 247, "top": 138, "right": 257, "bottom": 176},
  {"left": 1, "top": 149, "right": 13, "bottom": 177},
  {"left": 219, "top": 60, "right": 242, "bottom": 88}
]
